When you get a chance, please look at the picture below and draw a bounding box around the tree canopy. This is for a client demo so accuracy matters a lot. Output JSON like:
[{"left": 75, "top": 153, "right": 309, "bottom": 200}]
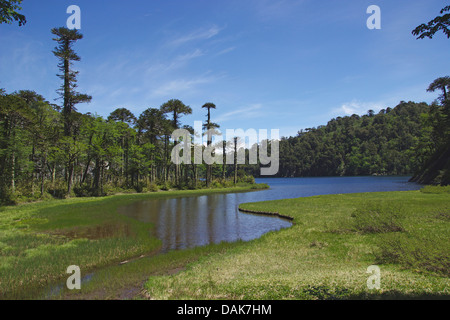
[
  {"left": 0, "top": 0, "right": 26, "bottom": 26},
  {"left": 412, "top": 5, "right": 450, "bottom": 39}
]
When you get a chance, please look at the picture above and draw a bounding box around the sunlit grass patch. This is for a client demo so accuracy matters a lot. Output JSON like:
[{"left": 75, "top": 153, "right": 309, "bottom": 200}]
[
  {"left": 145, "top": 191, "right": 450, "bottom": 300},
  {"left": 0, "top": 185, "right": 265, "bottom": 299},
  {"left": 420, "top": 185, "right": 450, "bottom": 194},
  {"left": 351, "top": 201, "right": 405, "bottom": 234}
]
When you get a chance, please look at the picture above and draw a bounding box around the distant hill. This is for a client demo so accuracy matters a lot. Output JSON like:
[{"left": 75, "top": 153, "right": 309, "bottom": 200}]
[{"left": 254, "top": 101, "right": 430, "bottom": 178}]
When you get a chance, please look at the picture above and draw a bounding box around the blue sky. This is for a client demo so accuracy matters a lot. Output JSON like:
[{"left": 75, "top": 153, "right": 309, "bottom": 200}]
[{"left": 1, "top": 0, "right": 449, "bottom": 138}]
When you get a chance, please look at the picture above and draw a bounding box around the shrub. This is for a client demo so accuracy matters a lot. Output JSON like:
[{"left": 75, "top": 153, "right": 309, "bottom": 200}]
[
  {"left": 73, "top": 184, "right": 93, "bottom": 197},
  {"left": 351, "top": 202, "right": 405, "bottom": 234},
  {"left": 159, "top": 182, "right": 170, "bottom": 191},
  {"left": 148, "top": 183, "right": 159, "bottom": 192},
  {"left": 239, "top": 175, "right": 255, "bottom": 184},
  {"left": 375, "top": 232, "right": 450, "bottom": 276},
  {"left": 134, "top": 182, "right": 146, "bottom": 193},
  {"left": 212, "top": 180, "right": 223, "bottom": 189},
  {"left": 420, "top": 185, "right": 450, "bottom": 194}
]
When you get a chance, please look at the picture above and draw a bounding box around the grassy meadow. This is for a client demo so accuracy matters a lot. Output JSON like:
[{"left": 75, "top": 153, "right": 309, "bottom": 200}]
[
  {"left": 145, "top": 188, "right": 450, "bottom": 300},
  {"left": 0, "top": 184, "right": 267, "bottom": 299},
  {"left": 0, "top": 184, "right": 449, "bottom": 300}
]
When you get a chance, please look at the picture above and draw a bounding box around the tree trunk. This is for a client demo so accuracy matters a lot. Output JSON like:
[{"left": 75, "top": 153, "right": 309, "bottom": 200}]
[
  {"left": 222, "top": 141, "right": 226, "bottom": 180},
  {"left": 67, "top": 161, "right": 74, "bottom": 196},
  {"left": 93, "top": 158, "right": 101, "bottom": 195},
  {"left": 81, "top": 156, "right": 91, "bottom": 184},
  {"left": 234, "top": 137, "right": 238, "bottom": 185},
  {"left": 11, "top": 150, "right": 15, "bottom": 194},
  {"left": 41, "top": 153, "right": 47, "bottom": 196}
]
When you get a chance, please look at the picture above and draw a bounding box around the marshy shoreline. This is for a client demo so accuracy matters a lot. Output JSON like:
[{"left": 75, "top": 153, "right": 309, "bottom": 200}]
[{"left": 1, "top": 184, "right": 449, "bottom": 300}]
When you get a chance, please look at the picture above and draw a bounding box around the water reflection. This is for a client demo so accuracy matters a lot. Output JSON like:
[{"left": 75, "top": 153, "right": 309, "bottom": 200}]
[
  {"left": 119, "top": 177, "right": 421, "bottom": 253},
  {"left": 119, "top": 193, "right": 292, "bottom": 252}
]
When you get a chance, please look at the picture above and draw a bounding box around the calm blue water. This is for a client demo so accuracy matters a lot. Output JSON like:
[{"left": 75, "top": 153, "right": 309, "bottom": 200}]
[
  {"left": 46, "top": 176, "right": 422, "bottom": 298},
  {"left": 120, "top": 176, "right": 421, "bottom": 252},
  {"left": 253, "top": 176, "right": 421, "bottom": 201}
]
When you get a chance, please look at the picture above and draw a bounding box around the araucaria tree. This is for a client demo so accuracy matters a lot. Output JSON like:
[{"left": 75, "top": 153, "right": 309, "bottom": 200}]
[
  {"left": 52, "top": 27, "right": 91, "bottom": 194},
  {"left": 427, "top": 76, "right": 450, "bottom": 102},
  {"left": 202, "top": 103, "right": 219, "bottom": 187},
  {"left": 409, "top": 7, "right": 450, "bottom": 185},
  {"left": 52, "top": 27, "right": 92, "bottom": 136},
  {"left": 160, "top": 99, "right": 192, "bottom": 186},
  {"left": 412, "top": 5, "right": 450, "bottom": 39}
]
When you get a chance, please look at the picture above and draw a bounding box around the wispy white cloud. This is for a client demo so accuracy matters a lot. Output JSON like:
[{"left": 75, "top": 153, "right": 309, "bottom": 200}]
[
  {"left": 333, "top": 100, "right": 387, "bottom": 116},
  {"left": 151, "top": 73, "right": 219, "bottom": 97},
  {"left": 145, "top": 49, "right": 204, "bottom": 75},
  {"left": 332, "top": 83, "right": 435, "bottom": 117},
  {"left": 215, "top": 46, "right": 236, "bottom": 56},
  {"left": 213, "top": 104, "right": 263, "bottom": 123},
  {"left": 169, "top": 25, "right": 223, "bottom": 46}
]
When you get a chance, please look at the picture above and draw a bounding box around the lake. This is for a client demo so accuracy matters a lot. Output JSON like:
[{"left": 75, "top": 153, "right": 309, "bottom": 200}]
[{"left": 119, "top": 176, "right": 421, "bottom": 252}]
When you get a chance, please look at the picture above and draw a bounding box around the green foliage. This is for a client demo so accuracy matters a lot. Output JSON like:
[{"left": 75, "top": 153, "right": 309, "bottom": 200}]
[
  {"left": 420, "top": 185, "right": 450, "bottom": 194},
  {"left": 146, "top": 191, "right": 450, "bottom": 300},
  {"left": 266, "top": 102, "right": 428, "bottom": 177},
  {"left": 410, "top": 78, "right": 450, "bottom": 185},
  {"left": 412, "top": 5, "right": 450, "bottom": 39},
  {"left": 375, "top": 232, "right": 450, "bottom": 276},
  {"left": 0, "top": 0, "right": 26, "bottom": 26},
  {"left": 351, "top": 202, "right": 405, "bottom": 234}
]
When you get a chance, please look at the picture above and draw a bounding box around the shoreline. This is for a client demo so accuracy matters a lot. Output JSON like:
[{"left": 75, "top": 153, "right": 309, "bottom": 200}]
[
  {"left": 144, "top": 189, "right": 450, "bottom": 300},
  {"left": 0, "top": 183, "right": 269, "bottom": 300},
  {"left": 2, "top": 186, "right": 449, "bottom": 300}
]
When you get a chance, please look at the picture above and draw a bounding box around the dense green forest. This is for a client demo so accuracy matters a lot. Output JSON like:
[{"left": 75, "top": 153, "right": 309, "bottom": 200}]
[
  {"left": 0, "top": 25, "right": 254, "bottom": 205},
  {"left": 0, "top": 87, "right": 263, "bottom": 205},
  {"left": 1, "top": 2, "right": 449, "bottom": 206},
  {"left": 264, "top": 102, "right": 430, "bottom": 178}
]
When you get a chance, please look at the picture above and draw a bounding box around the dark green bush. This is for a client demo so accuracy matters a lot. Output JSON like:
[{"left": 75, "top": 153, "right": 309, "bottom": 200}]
[
  {"left": 375, "top": 232, "right": 450, "bottom": 276},
  {"left": 351, "top": 202, "right": 405, "bottom": 234}
]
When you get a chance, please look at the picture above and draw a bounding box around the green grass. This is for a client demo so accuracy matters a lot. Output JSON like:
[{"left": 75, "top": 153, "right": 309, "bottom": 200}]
[
  {"left": 2, "top": 184, "right": 449, "bottom": 300},
  {"left": 420, "top": 185, "right": 450, "bottom": 194},
  {"left": 0, "top": 184, "right": 267, "bottom": 299},
  {"left": 144, "top": 189, "right": 450, "bottom": 300}
]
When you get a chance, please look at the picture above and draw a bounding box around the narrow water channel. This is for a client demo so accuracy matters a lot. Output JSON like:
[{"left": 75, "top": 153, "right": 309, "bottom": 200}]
[
  {"left": 45, "top": 176, "right": 421, "bottom": 298},
  {"left": 118, "top": 192, "right": 293, "bottom": 252},
  {"left": 118, "top": 176, "right": 421, "bottom": 252}
]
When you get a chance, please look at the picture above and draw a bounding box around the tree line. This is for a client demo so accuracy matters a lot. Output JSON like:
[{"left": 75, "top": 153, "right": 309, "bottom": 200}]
[
  {"left": 410, "top": 77, "right": 450, "bottom": 185},
  {"left": 0, "top": 26, "right": 255, "bottom": 205},
  {"left": 242, "top": 101, "right": 432, "bottom": 178},
  {"left": 1, "top": 2, "right": 449, "bottom": 206}
]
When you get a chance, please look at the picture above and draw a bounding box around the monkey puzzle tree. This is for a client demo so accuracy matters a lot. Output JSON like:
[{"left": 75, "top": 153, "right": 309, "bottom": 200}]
[
  {"left": 412, "top": 5, "right": 450, "bottom": 39},
  {"left": 427, "top": 76, "right": 450, "bottom": 102},
  {"left": 411, "top": 6, "right": 450, "bottom": 185},
  {"left": 52, "top": 27, "right": 91, "bottom": 194},
  {"left": 52, "top": 27, "right": 92, "bottom": 136},
  {"left": 137, "top": 108, "right": 167, "bottom": 183},
  {"left": 160, "top": 99, "right": 192, "bottom": 185},
  {"left": 202, "top": 103, "right": 220, "bottom": 187},
  {"left": 108, "top": 108, "right": 136, "bottom": 184}
]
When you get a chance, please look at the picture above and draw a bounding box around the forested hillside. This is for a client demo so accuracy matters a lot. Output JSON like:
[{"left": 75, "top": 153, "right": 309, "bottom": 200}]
[{"left": 269, "top": 102, "right": 429, "bottom": 178}]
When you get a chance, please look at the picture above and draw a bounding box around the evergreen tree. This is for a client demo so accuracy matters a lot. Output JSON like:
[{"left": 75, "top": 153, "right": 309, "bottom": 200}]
[{"left": 51, "top": 27, "right": 92, "bottom": 195}]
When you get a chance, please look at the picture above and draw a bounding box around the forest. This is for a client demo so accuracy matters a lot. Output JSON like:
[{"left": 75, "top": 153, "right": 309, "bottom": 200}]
[
  {"left": 0, "top": 25, "right": 260, "bottom": 205},
  {"left": 239, "top": 96, "right": 449, "bottom": 183},
  {"left": 1, "top": 3, "right": 449, "bottom": 206},
  {"left": 258, "top": 101, "right": 433, "bottom": 178}
]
